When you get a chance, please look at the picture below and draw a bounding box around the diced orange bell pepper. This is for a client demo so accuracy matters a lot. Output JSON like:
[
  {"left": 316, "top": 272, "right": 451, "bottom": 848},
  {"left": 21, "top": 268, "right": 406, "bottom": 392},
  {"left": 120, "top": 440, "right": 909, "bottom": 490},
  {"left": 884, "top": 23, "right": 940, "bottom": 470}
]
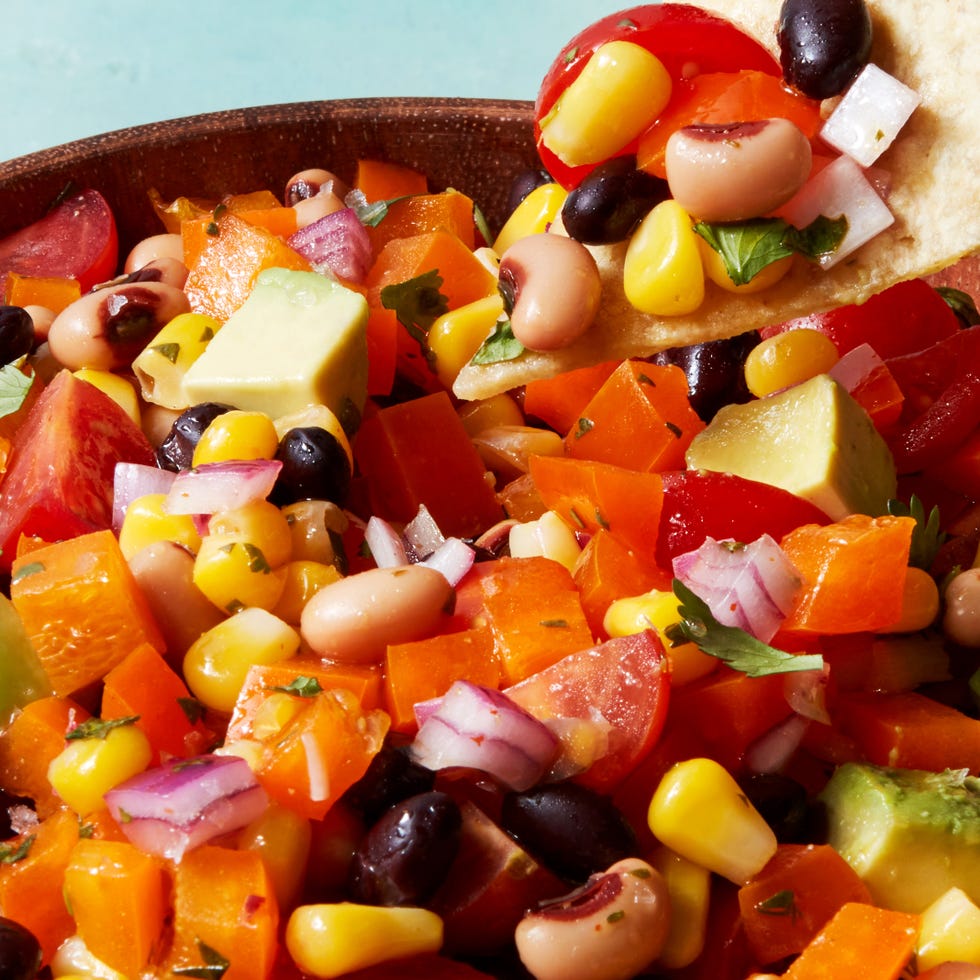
[
  {"left": 168, "top": 845, "right": 279, "bottom": 980},
  {"left": 101, "top": 642, "right": 215, "bottom": 764},
  {"left": 564, "top": 361, "right": 705, "bottom": 472},
  {"left": 0, "top": 807, "right": 79, "bottom": 964},
  {"left": 354, "top": 158, "right": 428, "bottom": 203},
  {"left": 63, "top": 837, "right": 168, "bottom": 978},
  {"left": 10, "top": 529, "right": 165, "bottom": 697},
  {"left": 235, "top": 206, "right": 299, "bottom": 239},
  {"left": 367, "top": 190, "right": 478, "bottom": 253},
  {"left": 384, "top": 626, "right": 500, "bottom": 732},
  {"left": 779, "top": 515, "right": 915, "bottom": 635},
  {"left": 3, "top": 272, "right": 81, "bottom": 313},
  {"left": 523, "top": 360, "right": 619, "bottom": 434}
]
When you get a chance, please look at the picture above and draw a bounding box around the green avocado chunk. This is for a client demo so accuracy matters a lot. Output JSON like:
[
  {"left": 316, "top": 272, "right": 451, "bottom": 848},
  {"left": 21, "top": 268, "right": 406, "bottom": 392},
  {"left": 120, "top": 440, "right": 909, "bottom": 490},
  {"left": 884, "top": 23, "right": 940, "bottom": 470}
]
[
  {"left": 819, "top": 762, "right": 980, "bottom": 913},
  {"left": 684, "top": 373, "right": 896, "bottom": 520}
]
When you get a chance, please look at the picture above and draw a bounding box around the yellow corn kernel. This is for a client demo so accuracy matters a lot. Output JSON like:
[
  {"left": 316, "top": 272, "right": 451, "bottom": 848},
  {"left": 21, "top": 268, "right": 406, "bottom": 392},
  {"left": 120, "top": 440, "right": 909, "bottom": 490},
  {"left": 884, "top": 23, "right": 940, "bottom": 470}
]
[
  {"left": 282, "top": 499, "right": 349, "bottom": 569},
  {"left": 272, "top": 559, "right": 343, "bottom": 625},
  {"left": 743, "top": 328, "right": 840, "bottom": 398},
  {"left": 878, "top": 565, "right": 941, "bottom": 634},
  {"left": 192, "top": 409, "right": 279, "bottom": 466},
  {"left": 493, "top": 182, "right": 568, "bottom": 255},
  {"left": 650, "top": 845, "right": 712, "bottom": 970},
  {"left": 118, "top": 492, "right": 202, "bottom": 560},
  {"left": 697, "top": 237, "right": 795, "bottom": 294},
  {"left": 539, "top": 40, "right": 672, "bottom": 168},
  {"left": 457, "top": 392, "right": 525, "bottom": 437},
  {"left": 916, "top": 886, "right": 980, "bottom": 971},
  {"left": 192, "top": 532, "right": 289, "bottom": 613},
  {"left": 647, "top": 757, "right": 777, "bottom": 885},
  {"left": 208, "top": 499, "right": 294, "bottom": 569},
  {"left": 237, "top": 803, "right": 312, "bottom": 913},
  {"left": 183, "top": 606, "right": 301, "bottom": 713},
  {"left": 285, "top": 903, "right": 444, "bottom": 978},
  {"left": 508, "top": 510, "right": 582, "bottom": 572},
  {"left": 428, "top": 294, "right": 505, "bottom": 389},
  {"left": 73, "top": 368, "right": 140, "bottom": 426},
  {"left": 624, "top": 200, "right": 705, "bottom": 316},
  {"left": 132, "top": 312, "right": 221, "bottom": 410},
  {"left": 47, "top": 720, "right": 153, "bottom": 816},
  {"left": 274, "top": 403, "right": 353, "bottom": 468},
  {"left": 603, "top": 589, "right": 717, "bottom": 685}
]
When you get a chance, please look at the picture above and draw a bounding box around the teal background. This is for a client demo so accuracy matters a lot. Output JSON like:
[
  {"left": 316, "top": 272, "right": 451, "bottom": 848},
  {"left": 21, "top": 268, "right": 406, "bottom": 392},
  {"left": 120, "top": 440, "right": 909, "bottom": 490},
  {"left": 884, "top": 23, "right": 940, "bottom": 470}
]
[{"left": 2, "top": 0, "right": 627, "bottom": 163}]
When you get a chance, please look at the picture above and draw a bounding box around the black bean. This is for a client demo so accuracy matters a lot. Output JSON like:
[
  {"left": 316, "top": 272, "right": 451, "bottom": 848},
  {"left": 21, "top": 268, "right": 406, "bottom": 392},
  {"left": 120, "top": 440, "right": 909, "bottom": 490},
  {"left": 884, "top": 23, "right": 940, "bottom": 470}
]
[
  {"left": 777, "top": 0, "right": 873, "bottom": 99},
  {"left": 348, "top": 790, "right": 462, "bottom": 906},
  {"left": 0, "top": 917, "right": 41, "bottom": 980},
  {"left": 500, "top": 781, "right": 638, "bottom": 883},
  {"left": 156, "top": 401, "right": 234, "bottom": 471},
  {"left": 0, "top": 307, "right": 36, "bottom": 364},
  {"left": 561, "top": 156, "right": 670, "bottom": 245},
  {"left": 739, "top": 772, "right": 812, "bottom": 844},
  {"left": 270, "top": 426, "right": 352, "bottom": 506},
  {"left": 341, "top": 738, "right": 436, "bottom": 825},
  {"left": 504, "top": 168, "right": 553, "bottom": 216}
]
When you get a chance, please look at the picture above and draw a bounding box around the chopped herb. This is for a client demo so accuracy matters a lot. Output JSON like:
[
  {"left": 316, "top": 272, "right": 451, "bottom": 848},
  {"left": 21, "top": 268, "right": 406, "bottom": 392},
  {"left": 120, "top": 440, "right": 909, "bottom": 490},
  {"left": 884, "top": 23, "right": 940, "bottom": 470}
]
[
  {"left": 607, "top": 909, "right": 626, "bottom": 923},
  {"left": 355, "top": 194, "right": 415, "bottom": 227},
  {"left": 151, "top": 342, "right": 181, "bottom": 364},
  {"left": 242, "top": 543, "right": 271, "bottom": 574},
  {"left": 628, "top": 867, "right": 652, "bottom": 879},
  {"left": 666, "top": 580, "right": 825, "bottom": 678},
  {"left": 173, "top": 941, "right": 231, "bottom": 979},
  {"left": 205, "top": 221, "right": 220, "bottom": 236},
  {"left": 637, "top": 372, "right": 656, "bottom": 386},
  {"left": 695, "top": 215, "right": 847, "bottom": 286},
  {"left": 617, "top": 17, "right": 638, "bottom": 28},
  {"left": 78, "top": 821, "right": 96, "bottom": 839},
  {"left": 540, "top": 618, "right": 569, "bottom": 628},
  {"left": 178, "top": 697, "right": 206, "bottom": 725},
  {"left": 199, "top": 325, "right": 215, "bottom": 342},
  {"left": 665, "top": 421, "right": 682, "bottom": 438},
  {"left": 225, "top": 599, "right": 246, "bottom": 614},
  {"left": 0, "top": 363, "right": 33, "bottom": 421},
  {"left": 887, "top": 495, "right": 945, "bottom": 570},
  {"left": 569, "top": 507, "right": 585, "bottom": 529},
  {"left": 471, "top": 316, "right": 525, "bottom": 364},
  {"left": 10, "top": 561, "right": 45, "bottom": 585},
  {"left": 594, "top": 507, "right": 610, "bottom": 530},
  {"left": 473, "top": 202, "right": 493, "bottom": 250},
  {"left": 271, "top": 676, "right": 323, "bottom": 698},
  {"left": 380, "top": 269, "right": 448, "bottom": 368},
  {"left": 563, "top": 45, "right": 579, "bottom": 64},
  {"left": 66, "top": 715, "right": 140, "bottom": 741},
  {"left": 0, "top": 835, "right": 34, "bottom": 864},
  {"left": 574, "top": 417, "right": 595, "bottom": 439},
  {"left": 219, "top": 542, "right": 236, "bottom": 555},
  {"left": 756, "top": 889, "right": 799, "bottom": 918},
  {"left": 936, "top": 286, "right": 980, "bottom": 327}
]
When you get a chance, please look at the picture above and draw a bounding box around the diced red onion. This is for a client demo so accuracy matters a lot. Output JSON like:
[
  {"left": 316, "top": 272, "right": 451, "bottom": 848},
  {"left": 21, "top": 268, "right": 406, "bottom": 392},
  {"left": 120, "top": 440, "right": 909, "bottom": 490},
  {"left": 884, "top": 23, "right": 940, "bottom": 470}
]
[
  {"left": 410, "top": 680, "right": 559, "bottom": 791},
  {"left": 780, "top": 154, "right": 894, "bottom": 269},
  {"left": 422, "top": 536, "right": 475, "bottom": 587},
  {"left": 744, "top": 713, "right": 810, "bottom": 775},
  {"left": 364, "top": 515, "right": 409, "bottom": 568},
  {"left": 104, "top": 754, "right": 268, "bottom": 861},
  {"left": 829, "top": 342, "right": 886, "bottom": 392},
  {"left": 820, "top": 63, "right": 920, "bottom": 167},
  {"left": 784, "top": 665, "right": 833, "bottom": 724},
  {"left": 403, "top": 504, "right": 445, "bottom": 559},
  {"left": 363, "top": 511, "right": 473, "bottom": 585},
  {"left": 112, "top": 462, "right": 176, "bottom": 531},
  {"left": 673, "top": 534, "right": 802, "bottom": 643},
  {"left": 162, "top": 459, "right": 282, "bottom": 516},
  {"left": 473, "top": 519, "right": 519, "bottom": 556},
  {"left": 287, "top": 207, "right": 373, "bottom": 284}
]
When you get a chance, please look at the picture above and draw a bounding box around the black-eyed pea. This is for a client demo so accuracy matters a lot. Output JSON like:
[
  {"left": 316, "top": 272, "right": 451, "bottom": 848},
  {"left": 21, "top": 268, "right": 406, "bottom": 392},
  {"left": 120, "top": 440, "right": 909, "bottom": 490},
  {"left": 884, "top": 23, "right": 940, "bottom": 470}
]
[
  {"left": 48, "top": 280, "right": 191, "bottom": 371},
  {"left": 665, "top": 118, "right": 813, "bottom": 222},
  {"left": 943, "top": 567, "right": 980, "bottom": 647},
  {"left": 124, "top": 233, "right": 185, "bottom": 274},
  {"left": 299, "top": 564, "right": 454, "bottom": 664},
  {"left": 498, "top": 233, "right": 602, "bottom": 351},
  {"left": 21, "top": 304, "right": 55, "bottom": 344},
  {"left": 514, "top": 857, "right": 671, "bottom": 980},
  {"left": 284, "top": 168, "right": 350, "bottom": 206}
]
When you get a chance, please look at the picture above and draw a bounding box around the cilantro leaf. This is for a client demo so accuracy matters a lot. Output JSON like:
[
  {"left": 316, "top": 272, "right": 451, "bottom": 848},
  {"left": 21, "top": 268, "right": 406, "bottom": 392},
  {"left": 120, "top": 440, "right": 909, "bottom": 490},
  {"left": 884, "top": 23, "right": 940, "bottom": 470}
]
[
  {"left": 888, "top": 495, "right": 946, "bottom": 570},
  {"left": 66, "top": 715, "right": 140, "bottom": 741},
  {"left": 666, "top": 580, "right": 824, "bottom": 678},
  {"left": 271, "top": 676, "right": 323, "bottom": 698},
  {"left": 936, "top": 286, "right": 980, "bottom": 327},
  {"left": 0, "top": 364, "right": 34, "bottom": 421},
  {"left": 173, "top": 941, "right": 231, "bottom": 979},
  {"left": 471, "top": 316, "right": 525, "bottom": 365},
  {"left": 354, "top": 194, "right": 414, "bottom": 228},
  {"left": 0, "top": 835, "right": 34, "bottom": 864},
  {"left": 380, "top": 269, "right": 449, "bottom": 368}
]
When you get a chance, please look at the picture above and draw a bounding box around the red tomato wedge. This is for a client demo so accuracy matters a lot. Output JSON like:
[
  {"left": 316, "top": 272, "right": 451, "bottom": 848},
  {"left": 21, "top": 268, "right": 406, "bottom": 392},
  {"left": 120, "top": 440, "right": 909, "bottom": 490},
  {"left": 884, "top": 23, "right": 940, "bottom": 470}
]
[
  {"left": 504, "top": 630, "right": 669, "bottom": 792},
  {"left": 0, "top": 188, "right": 119, "bottom": 295},
  {"left": 0, "top": 371, "right": 155, "bottom": 572},
  {"left": 534, "top": 3, "right": 780, "bottom": 187}
]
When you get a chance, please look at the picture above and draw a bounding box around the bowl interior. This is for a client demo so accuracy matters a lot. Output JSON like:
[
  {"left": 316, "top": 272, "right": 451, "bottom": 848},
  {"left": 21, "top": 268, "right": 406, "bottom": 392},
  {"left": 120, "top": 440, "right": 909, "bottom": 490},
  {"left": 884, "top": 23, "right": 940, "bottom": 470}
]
[{"left": 0, "top": 98, "right": 538, "bottom": 254}]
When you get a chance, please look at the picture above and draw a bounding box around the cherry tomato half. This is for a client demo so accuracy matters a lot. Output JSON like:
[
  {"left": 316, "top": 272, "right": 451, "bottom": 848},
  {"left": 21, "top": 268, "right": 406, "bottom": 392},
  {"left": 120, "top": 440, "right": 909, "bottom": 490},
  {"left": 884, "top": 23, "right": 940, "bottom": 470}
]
[{"left": 534, "top": 3, "right": 780, "bottom": 188}]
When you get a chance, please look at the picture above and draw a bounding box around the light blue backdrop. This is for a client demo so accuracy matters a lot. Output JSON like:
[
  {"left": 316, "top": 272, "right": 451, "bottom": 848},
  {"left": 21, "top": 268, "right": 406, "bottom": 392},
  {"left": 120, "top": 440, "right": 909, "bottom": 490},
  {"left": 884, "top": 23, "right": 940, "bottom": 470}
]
[{"left": 3, "top": 0, "right": 628, "bottom": 163}]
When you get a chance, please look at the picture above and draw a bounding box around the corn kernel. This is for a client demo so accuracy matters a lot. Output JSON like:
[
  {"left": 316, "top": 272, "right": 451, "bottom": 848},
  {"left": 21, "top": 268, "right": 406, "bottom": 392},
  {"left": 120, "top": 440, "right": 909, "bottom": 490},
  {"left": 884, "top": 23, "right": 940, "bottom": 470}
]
[
  {"left": 183, "top": 607, "right": 301, "bottom": 713},
  {"left": 647, "top": 757, "right": 777, "bottom": 884},
  {"left": 133, "top": 311, "right": 221, "bottom": 410},
  {"left": 274, "top": 403, "right": 352, "bottom": 468},
  {"left": 508, "top": 510, "right": 582, "bottom": 571},
  {"left": 73, "top": 368, "right": 140, "bottom": 426},
  {"left": 493, "top": 182, "right": 568, "bottom": 255},
  {"left": 47, "top": 720, "right": 153, "bottom": 816},
  {"left": 878, "top": 565, "right": 941, "bottom": 634},
  {"left": 650, "top": 845, "right": 711, "bottom": 969},
  {"left": 743, "top": 328, "right": 840, "bottom": 398},
  {"left": 285, "top": 903, "right": 443, "bottom": 978},
  {"left": 697, "top": 237, "right": 795, "bottom": 294},
  {"left": 916, "top": 886, "right": 980, "bottom": 971},
  {"left": 118, "top": 492, "right": 202, "bottom": 560},
  {"left": 272, "top": 559, "right": 343, "bottom": 624},
  {"left": 193, "top": 532, "right": 289, "bottom": 613},
  {"left": 539, "top": 41, "right": 672, "bottom": 168},
  {"left": 624, "top": 200, "right": 705, "bottom": 315},
  {"left": 208, "top": 499, "right": 293, "bottom": 569},
  {"left": 192, "top": 409, "right": 279, "bottom": 465},
  {"left": 428, "top": 294, "right": 505, "bottom": 389},
  {"left": 282, "top": 499, "right": 349, "bottom": 569}
]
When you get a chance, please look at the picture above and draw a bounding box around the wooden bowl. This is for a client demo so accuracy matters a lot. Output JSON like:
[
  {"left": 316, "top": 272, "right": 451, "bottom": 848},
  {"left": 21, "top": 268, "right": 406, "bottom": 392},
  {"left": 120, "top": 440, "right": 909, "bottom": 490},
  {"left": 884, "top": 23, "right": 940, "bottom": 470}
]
[{"left": 0, "top": 98, "right": 539, "bottom": 254}]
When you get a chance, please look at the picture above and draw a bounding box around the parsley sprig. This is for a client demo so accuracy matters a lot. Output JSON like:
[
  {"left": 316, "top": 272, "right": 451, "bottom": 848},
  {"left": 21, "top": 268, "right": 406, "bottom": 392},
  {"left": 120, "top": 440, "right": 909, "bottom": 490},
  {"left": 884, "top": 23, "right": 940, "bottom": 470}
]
[{"left": 887, "top": 494, "right": 945, "bottom": 570}]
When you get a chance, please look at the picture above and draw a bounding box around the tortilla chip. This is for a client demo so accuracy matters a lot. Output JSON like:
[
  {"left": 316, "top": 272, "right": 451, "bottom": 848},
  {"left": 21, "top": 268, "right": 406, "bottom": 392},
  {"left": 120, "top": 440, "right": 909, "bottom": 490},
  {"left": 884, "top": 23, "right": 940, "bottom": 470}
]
[{"left": 454, "top": 0, "right": 980, "bottom": 400}]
